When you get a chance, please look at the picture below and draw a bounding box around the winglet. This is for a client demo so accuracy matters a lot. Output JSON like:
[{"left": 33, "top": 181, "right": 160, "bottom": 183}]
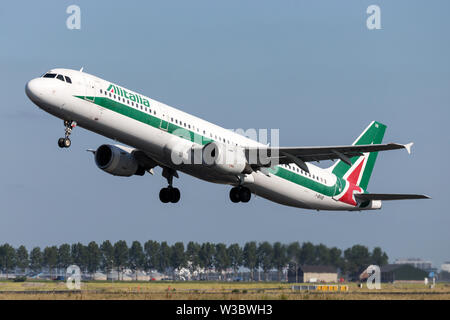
[{"left": 404, "top": 142, "right": 414, "bottom": 155}]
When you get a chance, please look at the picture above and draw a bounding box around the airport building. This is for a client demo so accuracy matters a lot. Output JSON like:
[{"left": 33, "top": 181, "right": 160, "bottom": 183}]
[
  {"left": 441, "top": 262, "right": 450, "bottom": 273},
  {"left": 288, "top": 265, "right": 338, "bottom": 283},
  {"left": 394, "top": 258, "right": 432, "bottom": 271},
  {"left": 379, "top": 264, "right": 428, "bottom": 283}
]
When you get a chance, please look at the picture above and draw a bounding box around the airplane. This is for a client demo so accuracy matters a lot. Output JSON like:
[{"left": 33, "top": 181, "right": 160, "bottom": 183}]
[{"left": 25, "top": 68, "right": 429, "bottom": 211}]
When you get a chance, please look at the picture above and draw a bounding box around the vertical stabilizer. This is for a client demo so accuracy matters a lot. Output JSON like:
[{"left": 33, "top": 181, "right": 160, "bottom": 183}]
[{"left": 329, "top": 121, "right": 386, "bottom": 190}]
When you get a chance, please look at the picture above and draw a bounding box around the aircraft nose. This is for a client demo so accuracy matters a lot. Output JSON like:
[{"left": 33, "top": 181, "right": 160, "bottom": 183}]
[{"left": 25, "top": 78, "right": 43, "bottom": 102}]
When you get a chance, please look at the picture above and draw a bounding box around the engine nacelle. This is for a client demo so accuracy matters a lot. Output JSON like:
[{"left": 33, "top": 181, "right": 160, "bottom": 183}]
[
  {"left": 95, "top": 144, "right": 144, "bottom": 177},
  {"left": 358, "top": 199, "right": 382, "bottom": 210},
  {"left": 202, "top": 142, "right": 250, "bottom": 175}
]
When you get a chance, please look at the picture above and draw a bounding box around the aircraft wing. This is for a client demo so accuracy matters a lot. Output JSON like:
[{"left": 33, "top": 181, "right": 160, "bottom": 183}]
[
  {"left": 245, "top": 142, "right": 413, "bottom": 172},
  {"left": 355, "top": 193, "right": 431, "bottom": 201}
]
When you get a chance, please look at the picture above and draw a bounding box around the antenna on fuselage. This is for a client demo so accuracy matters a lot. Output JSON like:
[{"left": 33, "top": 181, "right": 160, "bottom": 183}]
[{"left": 79, "top": 67, "right": 84, "bottom": 72}]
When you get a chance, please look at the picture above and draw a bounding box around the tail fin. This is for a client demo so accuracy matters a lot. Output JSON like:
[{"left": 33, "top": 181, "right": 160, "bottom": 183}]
[{"left": 329, "top": 121, "right": 386, "bottom": 190}]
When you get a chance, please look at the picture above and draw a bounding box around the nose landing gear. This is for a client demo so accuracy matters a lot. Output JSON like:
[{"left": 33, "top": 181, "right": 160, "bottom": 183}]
[{"left": 58, "top": 120, "right": 77, "bottom": 148}]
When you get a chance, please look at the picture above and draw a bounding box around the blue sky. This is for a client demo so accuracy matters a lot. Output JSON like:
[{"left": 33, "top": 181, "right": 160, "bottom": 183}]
[{"left": 0, "top": 1, "right": 448, "bottom": 267}]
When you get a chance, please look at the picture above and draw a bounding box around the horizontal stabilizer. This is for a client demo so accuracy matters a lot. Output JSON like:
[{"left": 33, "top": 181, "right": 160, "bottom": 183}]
[{"left": 355, "top": 193, "right": 430, "bottom": 201}]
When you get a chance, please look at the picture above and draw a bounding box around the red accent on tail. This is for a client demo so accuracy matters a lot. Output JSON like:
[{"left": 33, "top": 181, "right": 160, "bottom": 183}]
[
  {"left": 339, "top": 183, "right": 362, "bottom": 206},
  {"left": 347, "top": 159, "right": 365, "bottom": 185},
  {"left": 339, "top": 159, "right": 365, "bottom": 206}
]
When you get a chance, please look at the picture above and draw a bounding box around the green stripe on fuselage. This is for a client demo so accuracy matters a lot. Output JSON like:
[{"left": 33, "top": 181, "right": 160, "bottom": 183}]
[{"left": 76, "top": 95, "right": 341, "bottom": 198}]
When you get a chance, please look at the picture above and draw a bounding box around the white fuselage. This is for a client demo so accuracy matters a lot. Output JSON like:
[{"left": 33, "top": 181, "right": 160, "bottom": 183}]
[{"left": 25, "top": 68, "right": 381, "bottom": 212}]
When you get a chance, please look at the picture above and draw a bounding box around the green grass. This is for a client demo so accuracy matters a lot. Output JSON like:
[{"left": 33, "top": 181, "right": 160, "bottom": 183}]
[{"left": 0, "top": 280, "right": 449, "bottom": 300}]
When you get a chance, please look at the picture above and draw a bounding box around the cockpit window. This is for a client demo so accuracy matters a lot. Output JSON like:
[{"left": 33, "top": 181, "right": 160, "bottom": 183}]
[
  {"left": 43, "top": 73, "right": 57, "bottom": 78},
  {"left": 42, "top": 72, "right": 72, "bottom": 84}
]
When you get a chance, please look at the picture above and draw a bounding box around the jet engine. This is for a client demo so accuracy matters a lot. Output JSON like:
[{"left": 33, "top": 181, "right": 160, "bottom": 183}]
[
  {"left": 94, "top": 144, "right": 145, "bottom": 177},
  {"left": 201, "top": 142, "right": 251, "bottom": 175}
]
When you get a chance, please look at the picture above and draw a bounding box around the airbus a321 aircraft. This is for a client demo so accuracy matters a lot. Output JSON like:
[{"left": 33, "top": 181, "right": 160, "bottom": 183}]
[{"left": 25, "top": 68, "right": 429, "bottom": 211}]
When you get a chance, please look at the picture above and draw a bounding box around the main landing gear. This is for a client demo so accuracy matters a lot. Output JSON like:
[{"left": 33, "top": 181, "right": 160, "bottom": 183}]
[
  {"left": 229, "top": 186, "right": 251, "bottom": 203},
  {"left": 159, "top": 186, "right": 181, "bottom": 203},
  {"left": 159, "top": 167, "right": 181, "bottom": 203},
  {"left": 58, "top": 120, "right": 77, "bottom": 148}
]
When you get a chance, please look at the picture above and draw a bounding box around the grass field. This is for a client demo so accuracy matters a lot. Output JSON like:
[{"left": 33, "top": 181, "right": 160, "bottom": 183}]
[{"left": 0, "top": 280, "right": 449, "bottom": 300}]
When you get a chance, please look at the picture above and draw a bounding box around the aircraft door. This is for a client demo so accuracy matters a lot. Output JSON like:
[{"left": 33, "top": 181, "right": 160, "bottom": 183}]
[
  {"left": 84, "top": 76, "right": 96, "bottom": 102},
  {"left": 83, "top": 76, "right": 102, "bottom": 121},
  {"left": 159, "top": 107, "right": 169, "bottom": 131}
]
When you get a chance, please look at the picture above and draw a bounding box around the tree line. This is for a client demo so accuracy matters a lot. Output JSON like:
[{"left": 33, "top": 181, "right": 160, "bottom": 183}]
[{"left": 0, "top": 241, "right": 388, "bottom": 281}]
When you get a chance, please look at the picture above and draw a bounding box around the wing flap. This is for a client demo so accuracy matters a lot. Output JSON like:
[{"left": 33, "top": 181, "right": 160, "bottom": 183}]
[{"left": 245, "top": 143, "right": 412, "bottom": 167}]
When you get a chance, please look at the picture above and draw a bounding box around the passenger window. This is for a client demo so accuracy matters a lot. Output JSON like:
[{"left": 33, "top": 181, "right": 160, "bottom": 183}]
[
  {"left": 100, "top": 89, "right": 103, "bottom": 94},
  {"left": 65, "top": 76, "right": 72, "bottom": 83}
]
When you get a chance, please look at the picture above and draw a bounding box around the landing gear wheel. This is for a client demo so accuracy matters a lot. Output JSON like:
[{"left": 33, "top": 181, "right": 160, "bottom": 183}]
[
  {"left": 159, "top": 187, "right": 181, "bottom": 203},
  {"left": 239, "top": 187, "right": 251, "bottom": 203},
  {"left": 63, "top": 138, "right": 71, "bottom": 148},
  {"left": 58, "top": 138, "right": 65, "bottom": 148},
  {"left": 229, "top": 187, "right": 251, "bottom": 203},
  {"left": 229, "top": 187, "right": 240, "bottom": 203},
  {"left": 170, "top": 188, "right": 181, "bottom": 203},
  {"left": 159, "top": 188, "right": 171, "bottom": 203}
]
